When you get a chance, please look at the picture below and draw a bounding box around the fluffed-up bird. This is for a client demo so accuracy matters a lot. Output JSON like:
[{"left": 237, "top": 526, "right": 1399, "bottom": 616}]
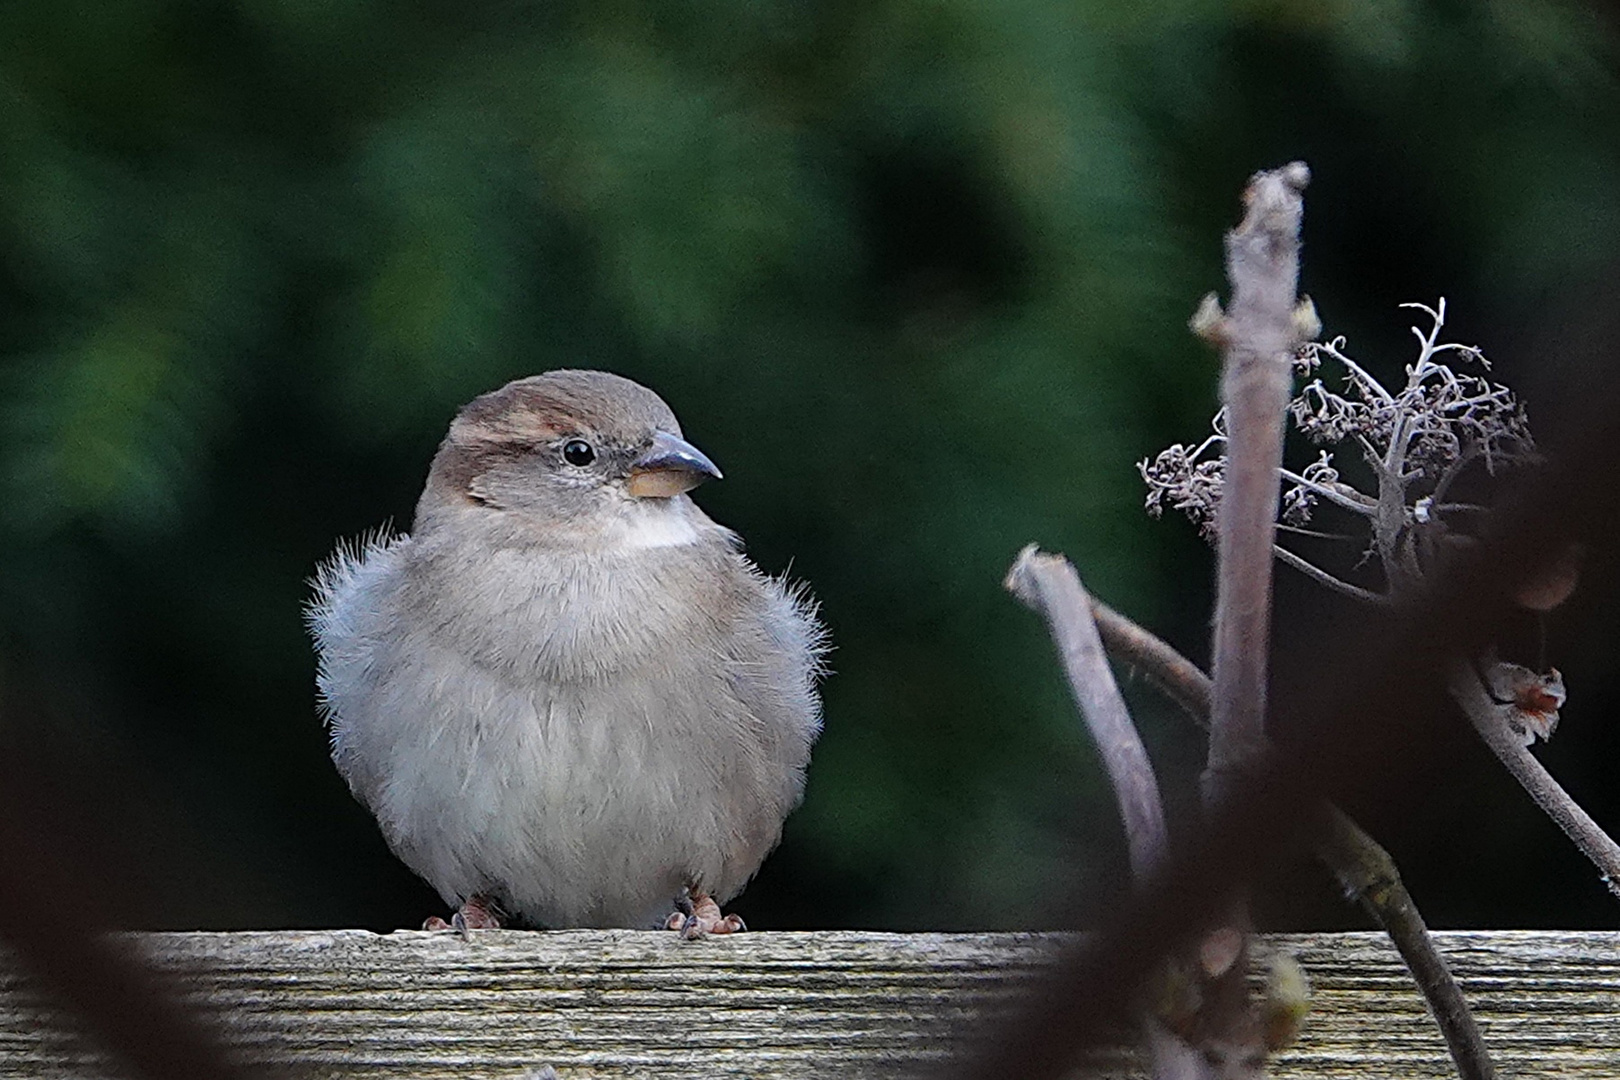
[{"left": 309, "top": 370, "right": 825, "bottom": 935}]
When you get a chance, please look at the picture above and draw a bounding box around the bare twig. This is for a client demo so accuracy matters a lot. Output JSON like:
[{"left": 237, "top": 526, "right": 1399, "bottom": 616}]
[
  {"left": 1206, "top": 160, "right": 1309, "bottom": 801},
  {"left": 1090, "top": 598, "right": 1212, "bottom": 723},
  {"left": 1272, "top": 545, "right": 1388, "bottom": 604},
  {"left": 1448, "top": 659, "right": 1620, "bottom": 899},
  {"left": 1088, "top": 599, "right": 1497, "bottom": 1080},
  {"left": 1005, "top": 546, "right": 1167, "bottom": 879},
  {"left": 1274, "top": 524, "right": 1359, "bottom": 541},
  {"left": 1316, "top": 807, "right": 1498, "bottom": 1080}
]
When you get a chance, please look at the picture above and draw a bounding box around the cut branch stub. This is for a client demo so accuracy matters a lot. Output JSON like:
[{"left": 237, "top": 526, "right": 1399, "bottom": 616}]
[{"left": 1005, "top": 545, "right": 1168, "bottom": 880}]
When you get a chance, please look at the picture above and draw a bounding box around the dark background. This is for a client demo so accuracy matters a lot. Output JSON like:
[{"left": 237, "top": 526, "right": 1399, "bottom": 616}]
[{"left": 2, "top": 0, "right": 1618, "bottom": 933}]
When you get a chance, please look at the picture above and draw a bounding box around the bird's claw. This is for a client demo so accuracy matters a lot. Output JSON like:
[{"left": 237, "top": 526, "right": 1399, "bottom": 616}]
[
  {"left": 664, "top": 890, "right": 746, "bottom": 938},
  {"left": 424, "top": 894, "right": 504, "bottom": 936}
]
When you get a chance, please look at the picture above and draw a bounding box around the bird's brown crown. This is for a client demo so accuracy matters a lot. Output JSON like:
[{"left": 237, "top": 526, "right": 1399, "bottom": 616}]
[
  {"left": 424, "top": 370, "right": 681, "bottom": 508},
  {"left": 452, "top": 370, "right": 681, "bottom": 446}
]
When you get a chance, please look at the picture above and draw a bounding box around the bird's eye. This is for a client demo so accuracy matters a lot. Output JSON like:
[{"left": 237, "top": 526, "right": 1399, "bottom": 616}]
[{"left": 562, "top": 439, "right": 596, "bottom": 466}]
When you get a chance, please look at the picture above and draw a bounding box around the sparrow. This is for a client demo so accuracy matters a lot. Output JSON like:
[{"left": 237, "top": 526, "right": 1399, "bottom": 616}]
[{"left": 308, "top": 370, "right": 826, "bottom": 934}]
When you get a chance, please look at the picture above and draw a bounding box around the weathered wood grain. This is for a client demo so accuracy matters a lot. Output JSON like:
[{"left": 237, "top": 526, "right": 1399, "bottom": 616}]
[{"left": 1, "top": 931, "right": 1616, "bottom": 1079}]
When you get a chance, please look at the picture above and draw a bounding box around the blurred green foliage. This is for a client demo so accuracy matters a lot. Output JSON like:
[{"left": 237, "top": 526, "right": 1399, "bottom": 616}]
[{"left": 2, "top": 0, "right": 1618, "bottom": 930}]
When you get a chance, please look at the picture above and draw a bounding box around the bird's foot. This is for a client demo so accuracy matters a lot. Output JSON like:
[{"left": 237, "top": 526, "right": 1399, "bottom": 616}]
[
  {"left": 423, "top": 894, "right": 504, "bottom": 938},
  {"left": 664, "top": 889, "right": 746, "bottom": 939}
]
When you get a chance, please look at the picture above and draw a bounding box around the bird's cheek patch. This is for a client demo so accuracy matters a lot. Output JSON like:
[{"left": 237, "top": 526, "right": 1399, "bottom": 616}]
[{"left": 627, "top": 470, "right": 702, "bottom": 498}]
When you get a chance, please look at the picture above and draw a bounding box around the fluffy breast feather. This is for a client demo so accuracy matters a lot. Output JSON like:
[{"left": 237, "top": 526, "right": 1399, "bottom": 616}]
[{"left": 307, "top": 520, "right": 825, "bottom": 927}]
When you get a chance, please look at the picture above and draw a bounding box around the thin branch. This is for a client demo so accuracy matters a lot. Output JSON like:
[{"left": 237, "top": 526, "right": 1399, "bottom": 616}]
[
  {"left": 1312, "top": 336, "right": 1398, "bottom": 404},
  {"left": 1274, "top": 523, "right": 1359, "bottom": 541},
  {"left": 1315, "top": 806, "right": 1499, "bottom": 1080},
  {"left": 1090, "top": 597, "right": 1210, "bottom": 722},
  {"left": 1192, "top": 431, "right": 1226, "bottom": 459},
  {"left": 1273, "top": 545, "right": 1389, "bottom": 604},
  {"left": 1370, "top": 309, "right": 1450, "bottom": 587},
  {"left": 1403, "top": 298, "right": 1449, "bottom": 376},
  {"left": 1447, "top": 660, "right": 1620, "bottom": 899},
  {"left": 1430, "top": 445, "right": 1486, "bottom": 512},
  {"left": 1400, "top": 297, "right": 1444, "bottom": 325},
  {"left": 1278, "top": 468, "right": 1378, "bottom": 516},
  {"left": 1354, "top": 432, "right": 1384, "bottom": 470},
  {"left": 1335, "top": 354, "right": 1397, "bottom": 405},
  {"left": 1086, "top": 599, "right": 1498, "bottom": 1080},
  {"left": 1006, "top": 546, "right": 1168, "bottom": 879},
  {"left": 1375, "top": 411, "right": 1417, "bottom": 589}
]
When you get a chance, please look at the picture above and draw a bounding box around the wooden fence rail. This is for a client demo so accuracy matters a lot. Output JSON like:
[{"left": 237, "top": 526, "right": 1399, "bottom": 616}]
[{"left": 2, "top": 930, "right": 1617, "bottom": 1078}]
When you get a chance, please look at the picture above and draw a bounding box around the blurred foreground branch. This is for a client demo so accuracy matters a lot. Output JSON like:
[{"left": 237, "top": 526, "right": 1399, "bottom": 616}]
[
  {"left": 0, "top": 754, "right": 258, "bottom": 1080},
  {"left": 1089, "top": 599, "right": 1496, "bottom": 1080}
]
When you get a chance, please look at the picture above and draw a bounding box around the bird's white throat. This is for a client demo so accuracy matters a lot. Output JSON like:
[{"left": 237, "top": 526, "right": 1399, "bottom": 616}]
[{"left": 609, "top": 499, "right": 704, "bottom": 550}]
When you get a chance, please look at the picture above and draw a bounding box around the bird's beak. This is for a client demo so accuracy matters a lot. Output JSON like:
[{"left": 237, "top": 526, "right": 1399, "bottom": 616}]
[{"left": 626, "top": 430, "right": 723, "bottom": 498}]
